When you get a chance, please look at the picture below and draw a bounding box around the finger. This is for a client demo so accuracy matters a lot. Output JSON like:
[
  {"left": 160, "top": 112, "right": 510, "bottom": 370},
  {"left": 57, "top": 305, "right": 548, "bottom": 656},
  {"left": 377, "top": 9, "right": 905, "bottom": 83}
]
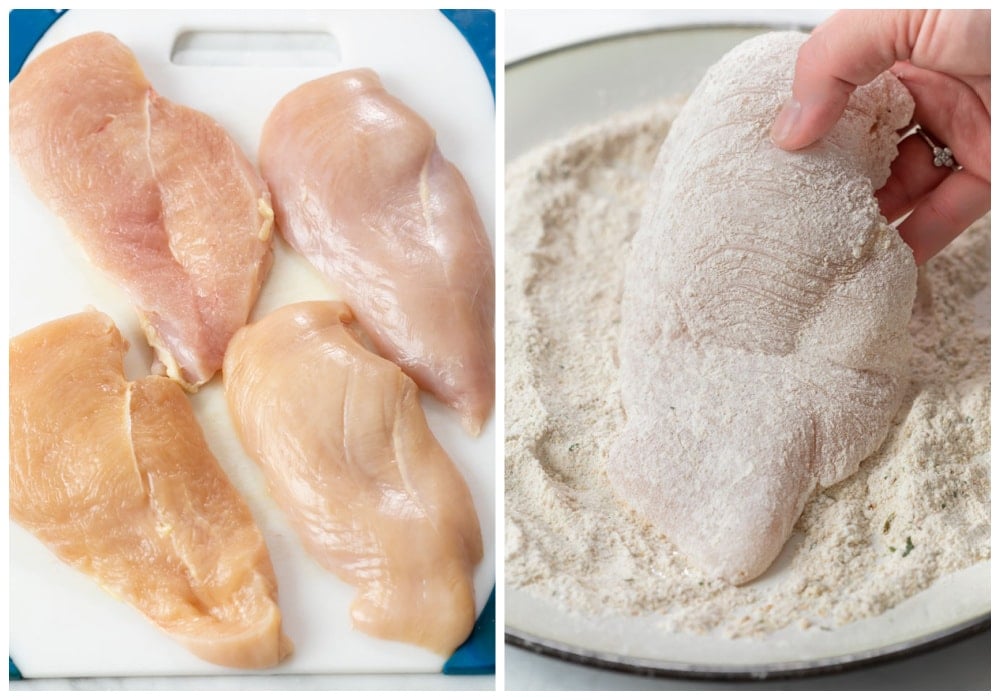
[
  {"left": 876, "top": 132, "right": 950, "bottom": 222},
  {"left": 773, "top": 11, "right": 991, "bottom": 150},
  {"left": 896, "top": 170, "right": 990, "bottom": 265},
  {"left": 892, "top": 61, "right": 991, "bottom": 178},
  {"left": 771, "top": 10, "right": 923, "bottom": 150},
  {"left": 906, "top": 10, "right": 991, "bottom": 76},
  {"left": 961, "top": 73, "right": 991, "bottom": 116}
]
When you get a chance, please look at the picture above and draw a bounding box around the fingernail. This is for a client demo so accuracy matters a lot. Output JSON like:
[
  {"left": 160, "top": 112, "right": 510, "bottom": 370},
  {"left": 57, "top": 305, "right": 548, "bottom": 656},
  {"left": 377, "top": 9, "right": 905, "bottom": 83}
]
[{"left": 771, "top": 98, "right": 801, "bottom": 146}]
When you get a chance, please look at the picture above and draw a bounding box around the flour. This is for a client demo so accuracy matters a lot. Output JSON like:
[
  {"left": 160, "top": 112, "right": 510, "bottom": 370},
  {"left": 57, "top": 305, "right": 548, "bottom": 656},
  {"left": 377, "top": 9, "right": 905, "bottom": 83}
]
[{"left": 504, "top": 97, "right": 991, "bottom": 637}]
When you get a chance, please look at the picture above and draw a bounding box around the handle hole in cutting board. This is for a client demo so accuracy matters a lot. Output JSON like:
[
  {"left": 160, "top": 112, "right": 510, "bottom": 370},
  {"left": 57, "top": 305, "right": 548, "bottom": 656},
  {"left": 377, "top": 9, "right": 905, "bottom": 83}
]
[{"left": 171, "top": 31, "right": 340, "bottom": 67}]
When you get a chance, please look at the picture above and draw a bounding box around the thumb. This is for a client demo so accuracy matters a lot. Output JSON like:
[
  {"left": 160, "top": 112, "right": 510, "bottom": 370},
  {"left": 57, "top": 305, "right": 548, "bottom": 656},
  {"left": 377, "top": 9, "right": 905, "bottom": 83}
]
[{"left": 771, "top": 10, "right": 925, "bottom": 150}]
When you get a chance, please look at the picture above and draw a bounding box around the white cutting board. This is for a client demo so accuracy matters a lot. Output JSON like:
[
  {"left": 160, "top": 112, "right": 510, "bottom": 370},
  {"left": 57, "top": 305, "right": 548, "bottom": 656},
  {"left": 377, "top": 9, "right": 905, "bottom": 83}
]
[{"left": 9, "top": 9, "right": 495, "bottom": 678}]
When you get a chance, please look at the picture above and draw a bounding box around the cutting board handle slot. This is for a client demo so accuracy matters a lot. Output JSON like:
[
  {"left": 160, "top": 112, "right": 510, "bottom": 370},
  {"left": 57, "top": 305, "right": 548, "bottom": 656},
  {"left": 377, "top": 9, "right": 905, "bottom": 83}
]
[{"left": 170, "top": 30, "right": 341, "bottom": 67}]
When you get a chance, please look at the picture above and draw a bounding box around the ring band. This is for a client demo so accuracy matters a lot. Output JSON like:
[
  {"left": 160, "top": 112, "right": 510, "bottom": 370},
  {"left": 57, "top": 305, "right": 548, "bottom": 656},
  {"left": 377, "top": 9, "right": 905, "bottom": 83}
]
[{"left": 914, "top": 126, "right": 961, "bottom": 171}]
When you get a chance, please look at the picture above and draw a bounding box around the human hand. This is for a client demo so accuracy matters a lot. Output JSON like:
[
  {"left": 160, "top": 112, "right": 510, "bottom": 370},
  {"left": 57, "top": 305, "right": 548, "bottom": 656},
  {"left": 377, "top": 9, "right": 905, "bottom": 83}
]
[{"left": 771, "top": 10, "right": 990, "bottom": 265}]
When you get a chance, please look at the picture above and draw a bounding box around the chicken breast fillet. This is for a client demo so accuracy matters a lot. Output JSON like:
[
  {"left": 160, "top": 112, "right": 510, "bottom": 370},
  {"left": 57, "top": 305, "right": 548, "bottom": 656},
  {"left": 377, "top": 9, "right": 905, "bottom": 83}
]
[
  {"left": 10, "top": 310, "right": 292, "bottom": 669},
  {"left": 609, "top": 32, "right": 917, "bottom": 584},
  {"left": 9, "top": 32, "right": 274, "bottom": 390},
  {"left": 258, "top": 69, "right": 494, "bottom": 435},
  {"left": 224, "top": 301, "right": 483, "bottom": 655}
]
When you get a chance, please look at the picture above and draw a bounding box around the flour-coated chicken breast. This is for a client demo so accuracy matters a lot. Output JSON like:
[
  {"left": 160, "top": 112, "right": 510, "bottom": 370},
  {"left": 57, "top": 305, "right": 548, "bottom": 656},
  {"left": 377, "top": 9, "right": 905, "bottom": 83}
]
[{"left": 610, "top": 32, "right": 917, "bottom": 585}]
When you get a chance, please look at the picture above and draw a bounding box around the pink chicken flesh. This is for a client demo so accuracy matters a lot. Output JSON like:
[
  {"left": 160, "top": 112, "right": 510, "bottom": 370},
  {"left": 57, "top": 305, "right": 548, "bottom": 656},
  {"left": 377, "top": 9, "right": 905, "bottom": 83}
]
[
  {"left": 224, "top": 301, "right": 483, "bottom": 655},
  {"left": 258, "top": 68, "right": 494, "bottom": 435},
  {"left": 9, "top": 32, "right": 274, "bottom": 390},
  {"left": 10, "top": 310, "right": 292, "bottom": 669}
]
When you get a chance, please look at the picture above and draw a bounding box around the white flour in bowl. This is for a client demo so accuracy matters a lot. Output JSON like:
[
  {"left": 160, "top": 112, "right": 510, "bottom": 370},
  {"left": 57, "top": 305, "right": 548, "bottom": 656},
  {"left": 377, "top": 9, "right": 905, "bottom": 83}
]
[{"left": 504, "top": 97, "right": 991, "bottom": 637}]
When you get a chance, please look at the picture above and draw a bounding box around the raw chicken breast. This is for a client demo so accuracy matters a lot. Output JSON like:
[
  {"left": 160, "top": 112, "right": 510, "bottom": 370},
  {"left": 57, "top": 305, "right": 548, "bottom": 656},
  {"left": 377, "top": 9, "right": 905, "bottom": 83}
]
[
  {"left": 10, "top": 310, "right": 292, "bottom": 669},
  {"left": 609, "top": 32, "right": 917, "bottom": 584},
  {"left": 9, "top": 32, "right": 274, "bottom": 390},
  {"left": 224, "top": 301, "right": 483, "bottom": 655},
  {"left": 258, "top": 69, "right": 494, "bottom": 435}
]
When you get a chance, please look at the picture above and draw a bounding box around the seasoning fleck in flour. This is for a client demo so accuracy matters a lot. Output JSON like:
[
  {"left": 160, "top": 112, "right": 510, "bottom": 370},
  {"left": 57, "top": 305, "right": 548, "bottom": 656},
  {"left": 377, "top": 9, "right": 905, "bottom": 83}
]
[{"left": 504, "top": 98, "right": 990, "bottom": 637}]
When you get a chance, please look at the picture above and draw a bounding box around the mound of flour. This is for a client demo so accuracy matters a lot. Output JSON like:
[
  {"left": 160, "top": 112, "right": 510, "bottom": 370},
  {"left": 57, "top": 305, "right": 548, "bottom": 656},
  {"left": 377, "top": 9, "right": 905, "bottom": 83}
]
[{"left": 504, "top": 97, "right": 990, "bottom": 637}]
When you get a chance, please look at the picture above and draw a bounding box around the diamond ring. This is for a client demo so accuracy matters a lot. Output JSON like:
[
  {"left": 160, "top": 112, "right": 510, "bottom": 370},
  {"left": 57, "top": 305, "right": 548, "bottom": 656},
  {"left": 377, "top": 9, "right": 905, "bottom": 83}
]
[{"left": 914, "top": 126, "right": 961, "bottom": 171}]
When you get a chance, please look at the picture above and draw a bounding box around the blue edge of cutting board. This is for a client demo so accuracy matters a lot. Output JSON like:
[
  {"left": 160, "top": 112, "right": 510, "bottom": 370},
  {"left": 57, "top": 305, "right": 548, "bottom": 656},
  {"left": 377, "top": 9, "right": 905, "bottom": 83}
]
[{"left": 8, "top": 8, "right": 496, "bottom": 680}]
